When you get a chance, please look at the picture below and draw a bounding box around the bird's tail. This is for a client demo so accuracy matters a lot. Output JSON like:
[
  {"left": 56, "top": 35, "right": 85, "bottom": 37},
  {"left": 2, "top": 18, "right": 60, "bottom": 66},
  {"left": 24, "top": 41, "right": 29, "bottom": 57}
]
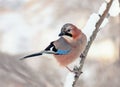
[
  {"left": 20, "top": 52, "right": 42, "bottom": 60},
  {"left": 20, "top": 50, "right": 57, "bottom": 60}
]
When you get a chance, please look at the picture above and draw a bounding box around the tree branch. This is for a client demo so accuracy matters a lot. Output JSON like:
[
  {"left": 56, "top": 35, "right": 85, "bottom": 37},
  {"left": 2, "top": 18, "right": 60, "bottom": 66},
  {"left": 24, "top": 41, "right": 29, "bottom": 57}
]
[{"left": 72, "top": 0, "right": 113, "bottom": 86}]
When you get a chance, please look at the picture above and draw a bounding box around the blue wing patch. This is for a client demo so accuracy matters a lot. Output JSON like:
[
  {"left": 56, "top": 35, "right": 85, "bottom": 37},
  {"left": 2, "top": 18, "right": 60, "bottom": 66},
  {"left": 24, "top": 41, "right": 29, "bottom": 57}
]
[
  {"left": 56, "top": 49, "right": 70, "bottom": 55},
  {"left": 44, "top": 41, "right": 71, "bottom": 55}
]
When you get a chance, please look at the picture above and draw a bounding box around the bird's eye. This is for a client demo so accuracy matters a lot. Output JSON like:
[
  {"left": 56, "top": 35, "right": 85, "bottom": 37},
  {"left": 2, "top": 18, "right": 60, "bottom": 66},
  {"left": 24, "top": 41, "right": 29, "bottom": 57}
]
[{"left": 67, "top": 29, "right": 71, "bottom": 32}]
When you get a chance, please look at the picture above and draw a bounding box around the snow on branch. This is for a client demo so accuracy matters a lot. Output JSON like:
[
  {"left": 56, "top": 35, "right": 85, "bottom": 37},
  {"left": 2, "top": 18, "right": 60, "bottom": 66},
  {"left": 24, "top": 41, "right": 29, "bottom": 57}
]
[{"left": 64, "top": 0, "right": 115, "bottom": 87}]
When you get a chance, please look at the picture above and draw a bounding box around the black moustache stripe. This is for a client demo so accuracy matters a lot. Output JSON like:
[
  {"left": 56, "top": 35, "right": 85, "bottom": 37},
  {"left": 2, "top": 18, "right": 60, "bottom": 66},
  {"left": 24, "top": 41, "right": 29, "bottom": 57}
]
[{"left": 65, "top": 33, "right": 72, "bottom": 37}]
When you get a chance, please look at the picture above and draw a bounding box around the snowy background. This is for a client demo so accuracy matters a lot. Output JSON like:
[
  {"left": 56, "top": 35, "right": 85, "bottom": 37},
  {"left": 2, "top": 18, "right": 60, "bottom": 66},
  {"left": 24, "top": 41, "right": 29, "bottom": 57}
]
[{"left": 0, "top": 0, "right": 119, "bottom": 87}]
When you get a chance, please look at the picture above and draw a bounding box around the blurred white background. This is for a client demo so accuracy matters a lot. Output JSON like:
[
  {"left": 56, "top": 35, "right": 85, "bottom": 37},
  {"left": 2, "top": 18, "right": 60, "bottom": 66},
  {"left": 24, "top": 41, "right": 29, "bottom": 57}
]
[{"left": 0, "top": 0, "right": 119, "bottom": 87}]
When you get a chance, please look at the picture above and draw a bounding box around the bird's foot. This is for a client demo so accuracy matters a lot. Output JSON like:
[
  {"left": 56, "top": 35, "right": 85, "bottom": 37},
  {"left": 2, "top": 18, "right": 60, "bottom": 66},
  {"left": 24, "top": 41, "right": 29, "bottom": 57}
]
[
  {"left": 73, "top": 66, "right": 83, "bottom": 78},
  {"left": 66, "top": 66, "right": 83, "bottom": 77}
]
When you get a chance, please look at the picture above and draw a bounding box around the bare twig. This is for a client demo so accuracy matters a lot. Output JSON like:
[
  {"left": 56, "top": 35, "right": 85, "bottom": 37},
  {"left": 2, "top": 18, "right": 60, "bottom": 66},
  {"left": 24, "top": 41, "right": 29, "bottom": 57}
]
[{"left": 72, "top": 0, "right": 113, "bottom": 86}]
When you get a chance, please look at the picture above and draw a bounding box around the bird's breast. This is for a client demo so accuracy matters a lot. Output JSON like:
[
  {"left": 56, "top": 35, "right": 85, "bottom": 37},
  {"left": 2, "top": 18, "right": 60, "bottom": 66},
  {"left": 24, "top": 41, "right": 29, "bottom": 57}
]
[
  {"left": 53, "top": 35, "right": 87, "bottom": 66},
  {"left": 54, "top": 44, "right": 82, "bottom": 66}
]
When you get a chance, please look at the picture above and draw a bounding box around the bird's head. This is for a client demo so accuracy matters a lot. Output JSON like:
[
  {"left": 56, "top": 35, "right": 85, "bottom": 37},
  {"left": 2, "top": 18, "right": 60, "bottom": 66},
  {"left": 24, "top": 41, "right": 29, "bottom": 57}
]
[{"left": 59, "top": 23, "right": 82, "bottom": 39}]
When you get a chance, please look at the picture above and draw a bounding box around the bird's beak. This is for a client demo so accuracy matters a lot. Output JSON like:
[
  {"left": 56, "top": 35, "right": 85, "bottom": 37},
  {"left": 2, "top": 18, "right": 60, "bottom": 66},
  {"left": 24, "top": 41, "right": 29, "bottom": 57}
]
[{"left": 59, "top": 32, "right": 65, "bottom": 36}]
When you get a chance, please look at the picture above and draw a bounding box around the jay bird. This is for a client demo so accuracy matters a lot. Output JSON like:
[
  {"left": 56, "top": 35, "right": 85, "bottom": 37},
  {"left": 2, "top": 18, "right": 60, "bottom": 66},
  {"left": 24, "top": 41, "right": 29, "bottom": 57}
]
[{"left": 21, "top": 23, "right": 87, "bottom": 70}]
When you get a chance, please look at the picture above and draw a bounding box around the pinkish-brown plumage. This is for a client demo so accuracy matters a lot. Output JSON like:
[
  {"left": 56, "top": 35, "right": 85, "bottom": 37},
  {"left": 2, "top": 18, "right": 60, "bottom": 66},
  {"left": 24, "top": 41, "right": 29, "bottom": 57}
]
[
  {"left": 53, "top": 23, "right": 87, "bottom": 66},
  {"left": 22, "top": 23, "right": 87, "bottom": 68}
]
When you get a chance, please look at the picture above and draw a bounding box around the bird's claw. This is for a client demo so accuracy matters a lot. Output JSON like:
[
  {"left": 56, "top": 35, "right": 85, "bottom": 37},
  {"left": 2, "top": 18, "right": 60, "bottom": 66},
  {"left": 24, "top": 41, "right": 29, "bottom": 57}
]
[
  {"left": 73, "top": 66, "right": 83, "bottom": 78},
  {"left": 73, "top": 66, "right": 79, "bottom": 74}
]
